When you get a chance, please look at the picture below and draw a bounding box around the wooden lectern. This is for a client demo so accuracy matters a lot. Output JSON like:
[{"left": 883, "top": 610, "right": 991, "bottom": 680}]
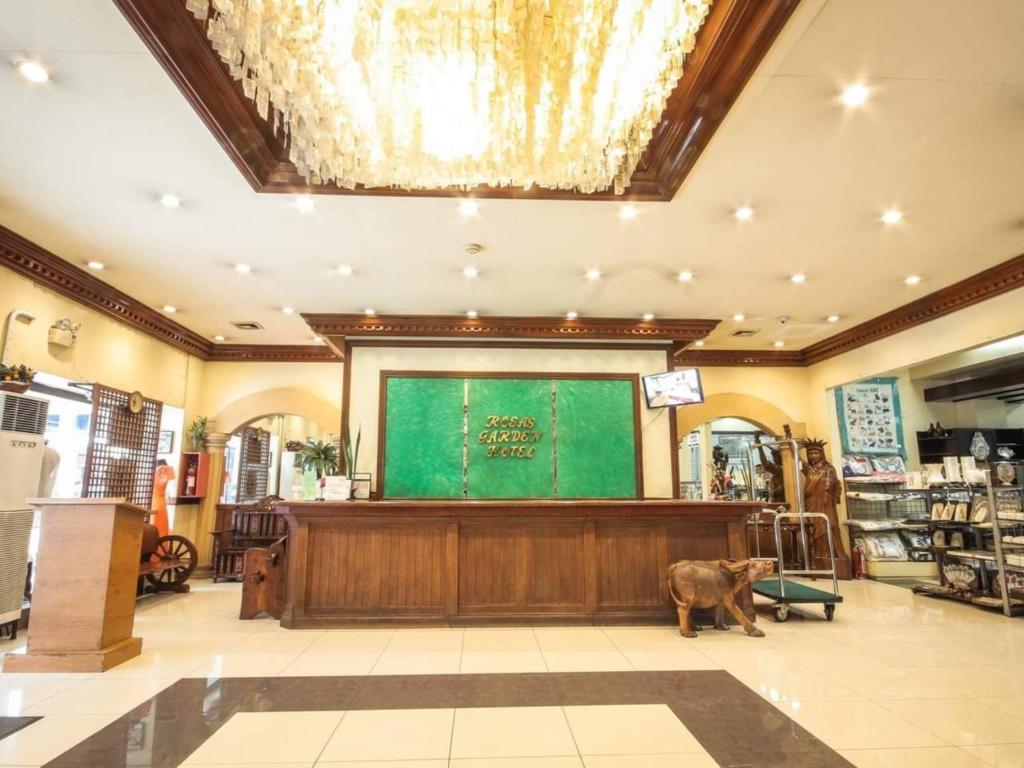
[{"left": 3, "top": 498, "right": 146, "bottom": 673}]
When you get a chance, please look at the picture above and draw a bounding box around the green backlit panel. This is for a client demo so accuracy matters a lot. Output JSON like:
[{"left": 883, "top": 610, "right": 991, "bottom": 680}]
[
  {"left": 555, "top": 378, "right": 638, "bottom": 498},
  {"left": 382, "top": 376, "right": 465, "bottom": 498}
]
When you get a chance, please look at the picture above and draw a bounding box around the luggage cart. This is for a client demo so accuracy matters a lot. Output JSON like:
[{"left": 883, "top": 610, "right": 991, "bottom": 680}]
[{"left": 747, "top": 438, "right": 843, "bottom": 622}]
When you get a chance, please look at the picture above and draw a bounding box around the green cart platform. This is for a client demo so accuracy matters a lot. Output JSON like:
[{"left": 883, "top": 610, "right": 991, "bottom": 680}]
[{"left": 752, "top": 576, "right": 843, "bottom": 622}]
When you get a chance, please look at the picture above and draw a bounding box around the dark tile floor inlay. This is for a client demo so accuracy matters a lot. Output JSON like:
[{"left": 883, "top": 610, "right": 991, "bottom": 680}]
[
  {"left": 0, "top": 716, "right": 41, "bottom": 741},
  {"left": 42, "top": 671, "right": 853, "bottom": 768}
]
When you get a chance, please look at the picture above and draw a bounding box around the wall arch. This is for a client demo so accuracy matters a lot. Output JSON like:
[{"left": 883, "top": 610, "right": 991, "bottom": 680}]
[
  {"left": 212, "top": 388, "right": 341, "bottom": 436},
  {"left": 675, "top": 393, "right": 804, "bottom": 441}
]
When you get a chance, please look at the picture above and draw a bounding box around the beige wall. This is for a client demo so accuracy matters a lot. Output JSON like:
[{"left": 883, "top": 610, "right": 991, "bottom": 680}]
[
  {"left": 347, "top": 345, "right": 675, "bottom": 497},
  {"left": 0, "top": 264, "right": 201, "bottom": 408}
]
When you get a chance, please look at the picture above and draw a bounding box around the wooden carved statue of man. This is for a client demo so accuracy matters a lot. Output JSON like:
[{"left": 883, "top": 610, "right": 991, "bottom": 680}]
[
  {"left": 753, "top": 431, "right": 785, "bottom": 503},
  {"left": 801, "top": 439, "right": 851, "bottom": 579}
]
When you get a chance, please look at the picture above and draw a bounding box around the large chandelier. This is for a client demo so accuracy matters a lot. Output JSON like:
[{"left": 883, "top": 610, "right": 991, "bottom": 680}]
[{"left": 186, "top": 0, "right": 712, "bottom": 194}]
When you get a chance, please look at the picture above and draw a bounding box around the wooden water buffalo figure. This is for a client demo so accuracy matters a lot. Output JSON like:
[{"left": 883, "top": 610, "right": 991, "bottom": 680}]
[{"left": 667, "top": 559, "right": 774, "bottom": 638}]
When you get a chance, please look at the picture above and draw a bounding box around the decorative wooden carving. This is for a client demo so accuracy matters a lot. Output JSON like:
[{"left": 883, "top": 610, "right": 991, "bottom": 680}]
[
  {"left": 112, "top": 0, "right": 798, "bottom": 202},
  {"left": 674, "top": 347, "right": 805, "bottom": 367},
  {"left": 236, "top": 427, "right": 271, "bottom": 503},
  {"left": 209, "top": 344, "right": 341, "bottom": 363}
]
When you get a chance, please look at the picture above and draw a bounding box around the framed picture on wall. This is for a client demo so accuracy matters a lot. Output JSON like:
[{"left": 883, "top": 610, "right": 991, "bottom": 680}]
[
  {"left": 158, "top": 430, "right": 174, "bottom": 454},
  {"left": 834, "top": 377, "right": 906, "bottom": 457},
  {"left": 351, "top": 472, "right": 372, "bottom": 499}
]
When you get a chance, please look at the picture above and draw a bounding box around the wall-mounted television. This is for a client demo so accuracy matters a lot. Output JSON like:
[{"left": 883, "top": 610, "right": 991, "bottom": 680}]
[{"left": 642, "top": 368, "right": 704, "bottom": 409}]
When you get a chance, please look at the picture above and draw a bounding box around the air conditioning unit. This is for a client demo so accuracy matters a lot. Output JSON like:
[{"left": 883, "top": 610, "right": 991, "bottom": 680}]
[{"left": 0, "top": 392, "right": 48, "bottom": 629}]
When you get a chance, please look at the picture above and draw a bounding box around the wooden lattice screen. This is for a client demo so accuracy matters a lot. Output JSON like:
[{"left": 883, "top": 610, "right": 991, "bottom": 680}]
[
  {"left": 237, "top": 426, "right": 271, "bottom": 503},
  {"left": 82, "top": 385, "right": 163, "bottom": 507}
]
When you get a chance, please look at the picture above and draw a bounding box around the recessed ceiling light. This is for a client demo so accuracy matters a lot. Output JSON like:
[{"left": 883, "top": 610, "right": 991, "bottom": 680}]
[
  {"left": 734, "top": 206, "right": 754, "bottom": 221},
  {"left": 840, "top": 83, "right": 870, "bottom": 108},
  {"left": 904, "top": 275, "right": 922, "bottom": 286},
  {"left": 827, "top": 314, "right": 840, "bottom": 323},
  {"left": 773, "top": 340, "right": 786, "bottom": 348},
  {"left": 585, "top": 268, "right": 601, "bottom": 281},
  {"left": 162, "top": 305, "right": 177, "bottom": 314},
  {"left": 880, "top": 208, "right": 903, "bottom": 225},
  {"left": 565, "top": 311, "right": 578, "bottom": 320},
  {"left": 642, "top": 313, "right": 655, "bottom": 322},
  {"left": 463, "top": 266, "right": 479, "bottom": 279},
  {"left": 311, "top": 335, "right": 324, "bottom": 344},
  {"left": 234, "top": 263, "right": 252, "bottom": 274},
  {"left": 337, "top": 265, "right": 353, "bottom": 276},
  {"left": 694, "top": 340, "right": 706, "bottom": 347},
  {"left": 619, "top": 205, "right": 639, "bottom": 220},
  {"left": 160, "top": 193, "right": 181, "bottom": 209},
  {"left": 732, "top": 313, "right": 745, "bottom": 322},
  {"left": 790, "top": 273, "right": 807, "bottom": 284},
  {"left": 364, "top": 308, "right": 376, "bottom": 316},
  {"left": 282, "top": 307, "right": 295, "bottom": 315},
  {"left": 293, "top": 196, "right": 315, "bottom": 213},
  {"left": 86, "top": 261, "right": 105, "bottom": 271},
  {"left": 213, "top": 335, "right": 225, "bottom": 342},
  {"left": 466, "top": 310, "right": 478, "bottom": 318},
  {"left": 459, "top": 200, "right": 479, "bottom": 216},
  {"left": 677, "top": 270, "right": 694, "bottom": 282},
  {"left": 17, "top": 60, "right": 49, "bottom": 83}
]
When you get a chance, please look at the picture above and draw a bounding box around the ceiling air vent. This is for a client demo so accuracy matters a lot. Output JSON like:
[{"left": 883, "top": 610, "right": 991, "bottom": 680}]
[
  {"left": 730, "top": 329, "right": 759, "bottom": 338},
  {"left": 230, "top": 321, "right": 264, "bottom": 331}
]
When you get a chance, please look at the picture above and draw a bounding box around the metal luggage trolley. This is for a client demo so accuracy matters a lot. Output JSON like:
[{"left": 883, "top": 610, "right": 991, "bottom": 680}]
[{"left": 747, "top": 437, "right": 843, "bottom": 622}]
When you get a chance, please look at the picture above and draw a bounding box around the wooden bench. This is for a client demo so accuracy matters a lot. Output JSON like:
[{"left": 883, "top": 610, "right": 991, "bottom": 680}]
[{"left": 210, "top": 496, "right": 286, "bottom": 582}]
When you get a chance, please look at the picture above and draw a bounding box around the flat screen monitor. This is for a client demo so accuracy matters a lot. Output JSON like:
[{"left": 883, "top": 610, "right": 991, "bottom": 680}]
[{"left": 642, "top": 368, "right": 704, "bottom": 408}]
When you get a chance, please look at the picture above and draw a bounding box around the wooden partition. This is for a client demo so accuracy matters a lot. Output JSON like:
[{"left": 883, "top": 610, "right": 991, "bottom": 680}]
[{"left": 277, "top": 500, "right": 759, "bottom": 628}]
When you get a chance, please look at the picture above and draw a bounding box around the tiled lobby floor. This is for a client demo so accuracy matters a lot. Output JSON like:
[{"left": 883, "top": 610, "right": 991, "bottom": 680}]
[{"left": 0, "top": 578, "right": 1022, "bottom": 767}]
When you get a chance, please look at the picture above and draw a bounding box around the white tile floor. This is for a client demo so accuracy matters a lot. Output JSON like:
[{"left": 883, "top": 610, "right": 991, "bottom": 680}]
[{"left": 0, "top": 578, "right": 1022, "bottom": 767}]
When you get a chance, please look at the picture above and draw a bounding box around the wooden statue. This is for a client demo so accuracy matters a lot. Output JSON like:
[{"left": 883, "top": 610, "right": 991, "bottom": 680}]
[
  {"left": 710, "top": 445, "right": 729, "bottom": 499},
  {"left": 667, "top": 559, "right": 775, "bottom": 638},
  {"left": 801, "top": 439, "right": 851, "bottom": 579},
  {"left": 753, "top": 431, "right": 785, "bottom": 503}
]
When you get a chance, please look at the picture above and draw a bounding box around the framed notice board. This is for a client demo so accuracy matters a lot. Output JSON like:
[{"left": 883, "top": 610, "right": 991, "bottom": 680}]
[{"left": 379, "top": 372, "right": 642, "bottom": 499}]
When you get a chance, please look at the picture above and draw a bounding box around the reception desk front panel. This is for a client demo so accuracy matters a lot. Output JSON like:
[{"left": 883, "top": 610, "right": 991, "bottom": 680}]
[{"left": 278, "top": 500, "right": 760, "bottom": 628}]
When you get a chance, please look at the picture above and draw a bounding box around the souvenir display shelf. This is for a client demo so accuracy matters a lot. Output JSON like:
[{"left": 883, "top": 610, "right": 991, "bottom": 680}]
[
  {"left": 913, "top": 464, "right": 1024, "bottom": 617},
  {"left": 844, "top": 479, "right": 933, "bottom": 569}
]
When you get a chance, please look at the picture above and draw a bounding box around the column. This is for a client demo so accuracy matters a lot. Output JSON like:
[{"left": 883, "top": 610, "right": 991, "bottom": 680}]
[{"left": 193, "top": 431, "right": 230, "bottom": 577}]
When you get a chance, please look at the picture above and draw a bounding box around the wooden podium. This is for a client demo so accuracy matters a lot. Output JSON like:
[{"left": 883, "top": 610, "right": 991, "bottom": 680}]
[{"left": 3, "top": 498, "right": 146, "bottom": 673}]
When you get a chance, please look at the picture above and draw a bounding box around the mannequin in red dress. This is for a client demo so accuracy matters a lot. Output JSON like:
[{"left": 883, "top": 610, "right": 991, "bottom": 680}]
[{"left": 151, "top": 459, "right": 175, "bottom": 537}]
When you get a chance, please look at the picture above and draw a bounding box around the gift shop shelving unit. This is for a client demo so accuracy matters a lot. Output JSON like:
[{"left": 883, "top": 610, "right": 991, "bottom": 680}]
[{"left": 843, "top": 478, "right": 934, "bottom": 580}]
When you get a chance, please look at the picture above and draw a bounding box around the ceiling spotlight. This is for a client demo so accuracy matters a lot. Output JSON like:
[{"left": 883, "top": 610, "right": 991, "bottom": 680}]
[
  {"left": 773, "top": 340, "right": 786, "bottom": 348},
  {"left": 566, "top": 311, "right": 578, "bottom": 320},
  {"left": 880, "top": 208, "right": 903, "bottom": 225},
  {"left": 311, "top": 335, "right": 324, "bottom": 344},
  {"left": 234, "top": 263, "right": 252, "bottom": 274},
  {"left": 282, "top": 307, "right": 295, "bottom": 315},
  {"left": 159, "top": 193, "right": 181, "bottom": 209},
  {"left": 462, "top": 266, "right": 479, "bottom": 279},
  {"left": 459, "top": 200, "right": 479, "bottom": 216},
  {"left": 162, "top": 305, "right": 177, "bottom": 314},
  {"left": 840, "top": 83, "right": 870, "bottom": 108},
  {"left": 86, "top": 261, "right": 105, "bottom": 271},
  {"left": 642, "top": 313, "right": 655, "bottom": 322},
  {"left": 293, "top": 196, "right": 315, "bottom": 213},
  {"left": 337, "top": 265, "right": 353, "bottom": 276},
  {"left": 466, "top": 310, "right": 479, "bottom": 319},
  {"left": 904, "top": 275, "right": 922, "bottom": 286},
  {"left": 213, "top": 335, "right": 225, "bottom": 342},
  {"left": 17, "top": 60, "right": 50, "bottom": 83},
  {"left": 677, "top": 270, "right": 694, "bottom": 282},
  {"left": 790, "top": 273, "right": 807, "bottom": 284},
  {"left": 585, "top": 268, "right": 601, "bottom": 281},
  {"left": 694, "top": 340, "right": 706, "bottom": 347},
  {"left": 363, "top": 308, "right": 376, "bottom": 316},
  {"left": 732, "top": 313, "right": 746, "bottom": 322},
  {"left": 827, "top": 315, "right": 840, "bottom": 323},
  {"left": 734, "top": 206, "right": 754, "bottom": 221},
  {"left": 619, "top": 205, "right": 639, "bottom": 220}
]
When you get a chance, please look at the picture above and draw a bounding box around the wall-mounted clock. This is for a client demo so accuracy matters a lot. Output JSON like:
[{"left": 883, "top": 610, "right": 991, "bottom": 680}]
[{"left": 128, "top": 390, "right": 144, "bottom": 414}]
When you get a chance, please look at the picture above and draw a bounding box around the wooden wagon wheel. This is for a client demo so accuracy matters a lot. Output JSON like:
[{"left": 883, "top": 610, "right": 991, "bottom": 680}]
[{"left": 145, "top": 534, "right": 197, "bottom": 591}]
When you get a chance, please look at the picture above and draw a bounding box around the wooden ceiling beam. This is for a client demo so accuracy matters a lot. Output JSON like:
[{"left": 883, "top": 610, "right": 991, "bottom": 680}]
[{"left": 925, "top": 368, "right": 1024, "bottom": 402}]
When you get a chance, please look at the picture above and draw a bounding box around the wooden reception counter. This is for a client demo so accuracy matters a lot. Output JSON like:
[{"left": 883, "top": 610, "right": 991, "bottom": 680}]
[{"left": 276, "top": 499, "right": 761, "bottom": 628}]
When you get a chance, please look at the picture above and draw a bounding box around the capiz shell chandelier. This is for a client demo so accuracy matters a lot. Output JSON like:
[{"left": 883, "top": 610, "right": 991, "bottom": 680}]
[{"left": 186, "top": 0, "right": 712, "bottom": 194}]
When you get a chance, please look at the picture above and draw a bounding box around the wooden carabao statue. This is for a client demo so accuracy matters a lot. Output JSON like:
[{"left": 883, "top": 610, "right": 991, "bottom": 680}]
[{"left": 667, "top": 559, "right": 774, "bottom": 638}]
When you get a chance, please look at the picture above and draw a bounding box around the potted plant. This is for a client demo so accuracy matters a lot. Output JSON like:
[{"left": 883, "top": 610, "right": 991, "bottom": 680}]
[
  {"left": 188, "top": 416, "right": 208, "bottom": 451},
  {"left": 0, "top": 363, "right": 35, "bottom": 394},
  {"left": 298, "top": 438, "right": 339, "bottom": 501},
  {"left": 341, "top": 425, "right": 361, "bottom": 496}
]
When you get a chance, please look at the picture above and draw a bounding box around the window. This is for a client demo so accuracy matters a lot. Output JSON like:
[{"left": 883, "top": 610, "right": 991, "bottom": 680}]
[
  {"left": 75, "top": 414, "right": 90, "bottom": 430},
  {"left": 46, "top": 413, "right": 61, "bottom": 429}
]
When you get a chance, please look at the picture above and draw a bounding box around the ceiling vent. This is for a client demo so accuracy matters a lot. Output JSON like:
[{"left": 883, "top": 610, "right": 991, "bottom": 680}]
[
  {"left": 730, "top": 329, "right": 759, "bottom": 338},
  {"left": 230, "top": 321, "right": 264, "bottom": 331}
]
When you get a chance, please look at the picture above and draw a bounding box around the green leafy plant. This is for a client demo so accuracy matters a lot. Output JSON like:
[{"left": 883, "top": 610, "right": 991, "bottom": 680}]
[
  {"left": 341, "top": 425, "right": 361, "bottom": 476},
  {"left": 298, "top": 438, "right": 339, "bottom": 480},
  {"left": 188, "top": 416, "right": 208, "bottom": 450}
]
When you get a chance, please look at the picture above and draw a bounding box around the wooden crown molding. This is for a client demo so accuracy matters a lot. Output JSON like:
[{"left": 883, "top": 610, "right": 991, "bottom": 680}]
[
  {"left": 674, "top": 348, "right": 805, "bottom": 367},
  {"left": 0, "top": 224, "right": 339, "bottom": 363},
  {"left": 302, "top": 314, "right": 719, "bottom": 344},
  {"left": 112, "top": 0, "right": 798, "bottom": 202}
]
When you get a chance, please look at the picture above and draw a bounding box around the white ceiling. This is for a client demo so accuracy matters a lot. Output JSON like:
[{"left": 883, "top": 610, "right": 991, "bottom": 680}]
[{"left": 0, "top": 0, "right": 1022, "bottom": 349}]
